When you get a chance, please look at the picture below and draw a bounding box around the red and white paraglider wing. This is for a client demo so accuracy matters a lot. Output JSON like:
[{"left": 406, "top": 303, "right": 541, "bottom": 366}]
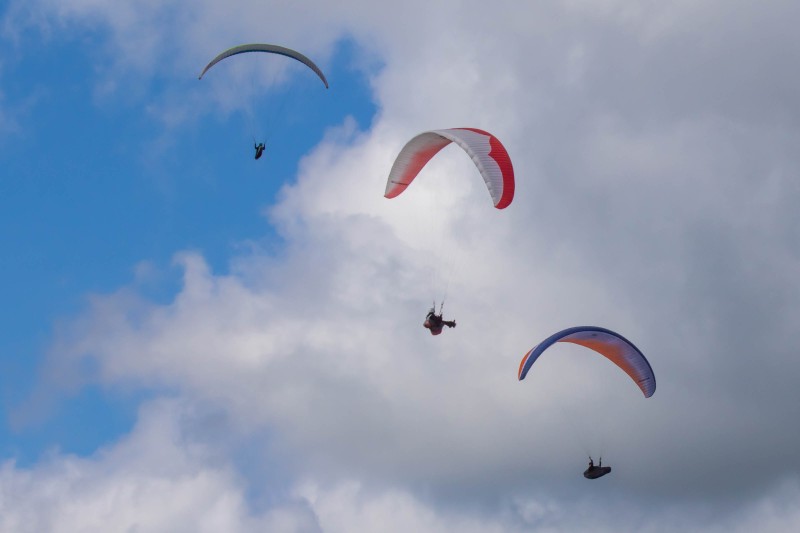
[
  {"left": 384, "top": 128, "right": 515, "bottom": 209},
  {"left": 434, "top": 128, "right": 514, "bottom": 209},
  {"left": 385, "top": 132, "right": 453, "bottom": 200}
]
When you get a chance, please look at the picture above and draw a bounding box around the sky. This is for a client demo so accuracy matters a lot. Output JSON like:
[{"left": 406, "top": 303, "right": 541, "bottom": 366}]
[{"left": 1, "top": 0, "right": 800, "bottom": 531}]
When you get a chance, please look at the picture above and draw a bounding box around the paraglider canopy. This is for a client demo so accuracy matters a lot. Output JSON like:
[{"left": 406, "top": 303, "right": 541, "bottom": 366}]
[
  {"left": 385, "top": 128, "right": 515, "bottom": 209},
  {"left": 518, "top": 326, "right": 656, "bottom": 398},
  {"left": 198, "top": 43, "right": 330, "bottom": 88}
]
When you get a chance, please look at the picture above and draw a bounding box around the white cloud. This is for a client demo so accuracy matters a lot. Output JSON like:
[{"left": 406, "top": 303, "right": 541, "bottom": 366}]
[
  {"left": 4, "top": 402, "right": 798, "bottom": 533},
  {"left": 0, "top": 400, "right": 320, "bottom": 533}
]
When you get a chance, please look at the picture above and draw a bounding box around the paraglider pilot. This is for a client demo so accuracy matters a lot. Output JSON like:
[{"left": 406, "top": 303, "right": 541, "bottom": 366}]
[
  {"left": 423, "top": 306, "right": 456, "bottom": 336},
  {"left": 584, "top": 457, "right": 612, "bottom": 479},
  {"left": 254, "top": 142, "right": 266, "bottom": 160}
]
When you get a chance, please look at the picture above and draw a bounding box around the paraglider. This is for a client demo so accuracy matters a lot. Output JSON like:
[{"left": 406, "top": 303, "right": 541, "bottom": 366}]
[
  {"left": 199, "top": 44, "right": 329, "bottom": 160},
  {"left": 584, "top": 457, "right": 611, "bottom": 479},
  {"left": 385, "top": 128, "right": 515, "bottom": 209},
  {"left": 518, "top": 326, "right": 655, "bottom": 480},
  {"left": 423, "top": 304, "right": 456, "bottom": 336},
  {"left": 198, "top": 44, "right": 330, "bottom": 88},
  {"left": 254, "top": 142, "right": 266, "bottom": 160},
  {"left": 385, "top": 128, "right": 515, "bottom": 333}
]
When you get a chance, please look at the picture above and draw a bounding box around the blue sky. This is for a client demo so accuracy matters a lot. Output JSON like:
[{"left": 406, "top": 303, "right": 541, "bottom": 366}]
[
  {"left": 2, "top": 1, "right": 800, "bottom": 531},
  {"left": 1, "top": 29, "right": 376, "bottom": 461}
]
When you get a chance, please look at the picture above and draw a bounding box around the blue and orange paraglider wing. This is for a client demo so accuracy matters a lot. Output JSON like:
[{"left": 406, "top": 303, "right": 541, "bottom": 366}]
[{"left": 518, "top": 326, "right": 656, "bottom": 398}]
